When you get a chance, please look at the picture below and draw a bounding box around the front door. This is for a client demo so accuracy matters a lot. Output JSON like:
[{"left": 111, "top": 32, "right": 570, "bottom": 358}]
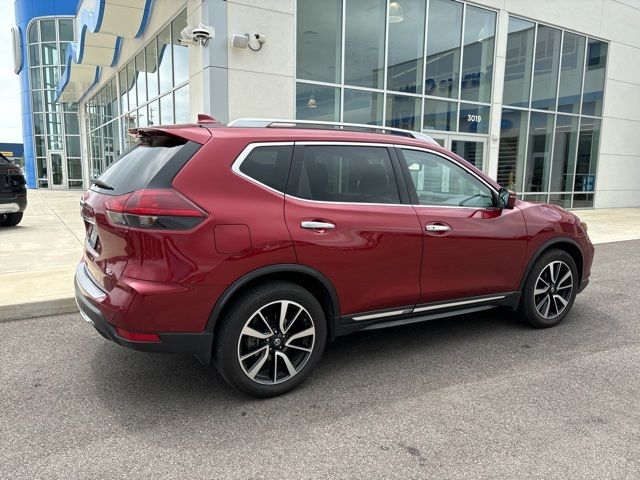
[
  {"left": 47, "top": 151, "right": 67, "bottom": 189},
  {"left": 425, "top": 134, "right": 487, "bottom": 172},
  {"left": 284, "top": 143, "right": 423, "bottom": 317},
  {"left": 398, "top": 146, "right": 528, "bottom": 304}
]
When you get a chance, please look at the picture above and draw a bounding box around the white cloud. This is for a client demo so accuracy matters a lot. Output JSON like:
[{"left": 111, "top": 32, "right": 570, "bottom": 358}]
[{"left": 0, "top": 1, "right": 24, "bottom": 143}]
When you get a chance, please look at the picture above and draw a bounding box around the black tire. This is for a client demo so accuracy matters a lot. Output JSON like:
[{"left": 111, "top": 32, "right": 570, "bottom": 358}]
[
  {"left": 0, "top": 212, "right": 23, "bottom": 227},
  {"left": 214, "top": 281, "right": 327, "bottom": 397},
  {"left": 518, "top": 249, "right": 578, "bottom": 328}
]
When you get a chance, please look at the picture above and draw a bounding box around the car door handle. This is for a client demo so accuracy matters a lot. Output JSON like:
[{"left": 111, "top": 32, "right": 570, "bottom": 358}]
[
  {"left": 301, "top": 221, "right": 335, "bottom": 231},
  {"left": 425, "top": 224, "right": 451, "bottom": 232}
]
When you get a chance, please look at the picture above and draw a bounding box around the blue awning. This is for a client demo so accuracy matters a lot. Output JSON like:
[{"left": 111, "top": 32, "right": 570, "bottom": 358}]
[{"left": 56, "top": 0, "right": 154, "bottom": 103}]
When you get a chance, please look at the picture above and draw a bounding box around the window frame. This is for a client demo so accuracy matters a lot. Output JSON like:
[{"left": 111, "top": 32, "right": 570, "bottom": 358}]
[
  {"left": 286, "top": 141, "right": 410, "bottom": 206},
  {"left": 231, "top": 142, "right": 295, "bottom": 195},
  {"left": 396, "top": 145, "right": 499, "bottom": 209}
]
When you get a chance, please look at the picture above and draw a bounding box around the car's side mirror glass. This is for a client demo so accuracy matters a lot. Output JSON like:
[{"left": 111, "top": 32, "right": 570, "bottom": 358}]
[{"left": 498, "top": 188, "right": 517, "bottom": 209}]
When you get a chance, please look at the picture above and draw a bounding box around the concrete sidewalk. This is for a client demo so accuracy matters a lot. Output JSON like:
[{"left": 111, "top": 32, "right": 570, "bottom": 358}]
[
  {"left": 1, "top": 189, "right": 639, "bottom": 321},
  {"left": 0, "top": 189, "right": 83, "bottom": 321}
]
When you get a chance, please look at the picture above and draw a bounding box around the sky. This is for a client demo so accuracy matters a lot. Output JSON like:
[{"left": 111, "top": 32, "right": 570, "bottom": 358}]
[{"left": 0, "top": 1, "right": 23, "bottom": 143}]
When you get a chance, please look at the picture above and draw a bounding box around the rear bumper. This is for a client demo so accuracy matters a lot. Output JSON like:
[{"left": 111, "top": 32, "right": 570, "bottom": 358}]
[
  {"left": 0, "top": 196, "right": 26, "bottom": 213},
  {"left": 74, "top": 265, "right": 213, "bottom": 365},
  {"left": 0, "top": 193, "right": 27, "bottom": 214}
]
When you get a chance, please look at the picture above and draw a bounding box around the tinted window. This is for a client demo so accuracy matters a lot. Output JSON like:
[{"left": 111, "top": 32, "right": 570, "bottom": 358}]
[
  {"left": 94, "top": 136, "right": 188, "bottom": 195},
  {"left": 402, "top": 149, "right": 494, "bottom": 208},
  {"left": 293, "top": 146, "right": 400, "bottom": 204},
  {"left": 239, "top": 145, "right": 293, "bottom": 193}
]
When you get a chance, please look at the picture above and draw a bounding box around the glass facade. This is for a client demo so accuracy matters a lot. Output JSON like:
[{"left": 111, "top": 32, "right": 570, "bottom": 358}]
[
  {"left": 296, "top": 0, "right": 496, "bottom": 137},
  {"left": 86, "top": 9, "right": 189, "bottom": 179},
  {"left": 27, "top": 17, "right": 82, "bottom": 188},
  {"left": 498, "top": 16, "right": 607, "bottom": 208},
  {"left": 296, "top": 2, "right": 607, "bottom": 208}
]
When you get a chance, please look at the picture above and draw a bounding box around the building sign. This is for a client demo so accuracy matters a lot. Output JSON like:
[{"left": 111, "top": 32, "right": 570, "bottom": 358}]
[{"left": 12, "top": 26, "right": 22, "bottom": 74}]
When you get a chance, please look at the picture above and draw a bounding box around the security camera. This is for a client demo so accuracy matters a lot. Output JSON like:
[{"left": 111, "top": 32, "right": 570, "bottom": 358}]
[
  {"left": 179, "top": 24, "right": 215, "bottom": 46},
  {"left": 192, "top": 27, "right": 212, "bottom": 42}
]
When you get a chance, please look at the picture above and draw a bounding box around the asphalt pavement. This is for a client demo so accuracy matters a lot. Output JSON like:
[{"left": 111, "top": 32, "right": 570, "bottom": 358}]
[{"left": 1, "top": 240, "right": 639, "bottom": 479}]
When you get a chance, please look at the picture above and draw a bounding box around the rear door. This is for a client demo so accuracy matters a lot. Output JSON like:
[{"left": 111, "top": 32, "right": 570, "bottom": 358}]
[
  {"left": 397, "top": 146, "right": 527, "bottom": 304},
  {"left": 284, "top": 143, "right": 423, "bottom": 318}
]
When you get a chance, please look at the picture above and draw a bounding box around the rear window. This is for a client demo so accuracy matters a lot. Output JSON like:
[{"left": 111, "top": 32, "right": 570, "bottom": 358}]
[{"left": 93, "top": 136, "right": 188, "bottom": 195}]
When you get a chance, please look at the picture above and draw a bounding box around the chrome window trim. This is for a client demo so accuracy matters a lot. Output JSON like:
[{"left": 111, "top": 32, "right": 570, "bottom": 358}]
[
  {"left": 230, "top": 141, "right": 295, "bottom": 196},
  {"left": 284, "top": 195, "right": 413, "bottom": 208},
  {"left": 231, "top": 140, "right": 500, "bottom": 210}
]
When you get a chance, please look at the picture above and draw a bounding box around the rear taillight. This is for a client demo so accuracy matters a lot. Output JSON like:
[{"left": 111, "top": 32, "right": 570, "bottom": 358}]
[{"left": 104, "top": 189, "right": 206, "bottom": 230}]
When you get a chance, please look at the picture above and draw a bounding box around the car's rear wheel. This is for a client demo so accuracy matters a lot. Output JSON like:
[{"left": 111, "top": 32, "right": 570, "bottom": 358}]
[
  {"left": 0, "top": 212, "right": 23, "bottom": 227},
  {"left": 518, "top": 249, "right": 578, "bottom": 328},
  {"left": 214, "top": 281, "right": 327, "bottom": 397}
]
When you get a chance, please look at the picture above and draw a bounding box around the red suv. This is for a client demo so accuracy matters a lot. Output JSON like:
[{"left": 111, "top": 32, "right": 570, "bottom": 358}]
[{"left": 75, "top": 117, "right": 594, "bottom": 397}]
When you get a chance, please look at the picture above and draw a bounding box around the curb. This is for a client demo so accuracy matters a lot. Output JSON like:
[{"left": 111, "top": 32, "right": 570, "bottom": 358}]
[{"left": 0, "top": 297, "right": 78, "bottom": 322}]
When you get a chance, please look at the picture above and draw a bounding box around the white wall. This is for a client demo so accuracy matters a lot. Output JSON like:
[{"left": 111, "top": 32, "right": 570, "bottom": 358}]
[{"left": 226, "top": 0, "right": 295, "bottom": 120}]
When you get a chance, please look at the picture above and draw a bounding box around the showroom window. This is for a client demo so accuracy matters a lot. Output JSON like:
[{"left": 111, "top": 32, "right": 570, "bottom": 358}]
[
  {"left": 86, "top": 9, "right": 190, "bottom": 178},
  {"left": 295, "top": 0, "right": 496, "bottom": 138},
  {"left": 498, "top": 16, "right": 607, "bottom": 208},
  {"left": 27, "top": 17, "right": 82, "bottom": 189}
]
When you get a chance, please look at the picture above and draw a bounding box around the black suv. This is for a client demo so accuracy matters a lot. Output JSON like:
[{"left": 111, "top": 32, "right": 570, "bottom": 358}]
[{"left": 0, "top": 153, "right": 27, "bottom": 227}]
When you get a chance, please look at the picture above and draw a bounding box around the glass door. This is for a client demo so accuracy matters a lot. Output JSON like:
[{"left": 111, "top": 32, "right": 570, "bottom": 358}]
[
  {"left": 47, "top": 151, "right": 67, "bottom": 189},
  {"left": 423, "top": 133, "right": 487, "bottom": 172},
  {"left": 450, "top": 136, "right": 486, "bottom": 171}
]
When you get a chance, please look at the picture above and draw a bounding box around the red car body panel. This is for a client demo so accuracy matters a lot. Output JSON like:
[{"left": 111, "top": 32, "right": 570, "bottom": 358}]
[
  {"left": 75, "top": 123, "right": 594, "bottom": 359},
  {"left": 413, "top": 205, "right": 528, "bottom": 303},
  {"left": 285, "top": 197, "right": 423, "bottom": 315}
]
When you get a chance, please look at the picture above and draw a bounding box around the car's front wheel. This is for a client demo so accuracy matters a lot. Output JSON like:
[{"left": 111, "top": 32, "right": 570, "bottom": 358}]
[
  {"left": 0, "top": 212, "right": 23, "bottom": 227},
  {"left": 518, "top": 249, "right": 578, "bottom": 328},
  {"left": 214, "top": 281, "right": 327, "bottom": 397}
]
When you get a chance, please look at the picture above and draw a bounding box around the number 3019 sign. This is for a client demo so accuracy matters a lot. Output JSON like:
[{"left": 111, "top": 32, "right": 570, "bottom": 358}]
[{"left": 467, "top": 114, "right": 482, "bottom": 123}]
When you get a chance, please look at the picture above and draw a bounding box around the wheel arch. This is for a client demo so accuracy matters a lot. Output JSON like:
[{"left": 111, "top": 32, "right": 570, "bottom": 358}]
[
  {"left": 206, "top": 264, "right": 341, "bottom": 341},
  {"left": 518, "top": 237, "right": 584, "bottom": 293}
]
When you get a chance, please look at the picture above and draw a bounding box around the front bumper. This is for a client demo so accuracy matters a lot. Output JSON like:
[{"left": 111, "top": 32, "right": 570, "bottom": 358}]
[{"left": 74, "top": 267, "right": 213, "bottom": 365}]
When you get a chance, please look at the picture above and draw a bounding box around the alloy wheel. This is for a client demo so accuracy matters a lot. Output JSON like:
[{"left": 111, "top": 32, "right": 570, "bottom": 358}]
[
  {"left": 237, "top": 300, "right": 316, "bottom": 385},
  {"left": 533, "top": 260, "right": 573, "bottom": 320}
]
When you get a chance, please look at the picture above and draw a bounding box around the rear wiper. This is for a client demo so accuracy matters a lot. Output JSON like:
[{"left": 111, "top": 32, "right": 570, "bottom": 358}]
[{"left": 90, "top": 178, "right": 114, "bottom": 190}]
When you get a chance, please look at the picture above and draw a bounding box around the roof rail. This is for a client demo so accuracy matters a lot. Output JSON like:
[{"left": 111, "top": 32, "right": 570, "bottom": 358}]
[{"left": 226, "top": 118, "right": 438, "bottom": 144}]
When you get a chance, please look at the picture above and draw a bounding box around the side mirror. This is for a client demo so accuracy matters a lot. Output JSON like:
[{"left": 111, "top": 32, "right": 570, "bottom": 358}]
[{"left": 498, "top": 188, "right": 517, "bottom": 209}]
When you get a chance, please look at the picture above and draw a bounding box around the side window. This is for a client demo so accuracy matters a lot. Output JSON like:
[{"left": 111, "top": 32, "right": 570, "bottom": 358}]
[
  {"left": 293, "top": 145, "right": 400, "bottom": 204},
  {"left": 402, "top": 149, "right": 494, "bottom": 207},
  {"left": 238, "top": 145, "right": 293, "bottom": 193}
]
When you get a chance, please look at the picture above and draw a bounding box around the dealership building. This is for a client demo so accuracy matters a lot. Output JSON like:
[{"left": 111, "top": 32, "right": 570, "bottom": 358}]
[{"left": 12, "top": 0, "right": 640, "bottom": 208}]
